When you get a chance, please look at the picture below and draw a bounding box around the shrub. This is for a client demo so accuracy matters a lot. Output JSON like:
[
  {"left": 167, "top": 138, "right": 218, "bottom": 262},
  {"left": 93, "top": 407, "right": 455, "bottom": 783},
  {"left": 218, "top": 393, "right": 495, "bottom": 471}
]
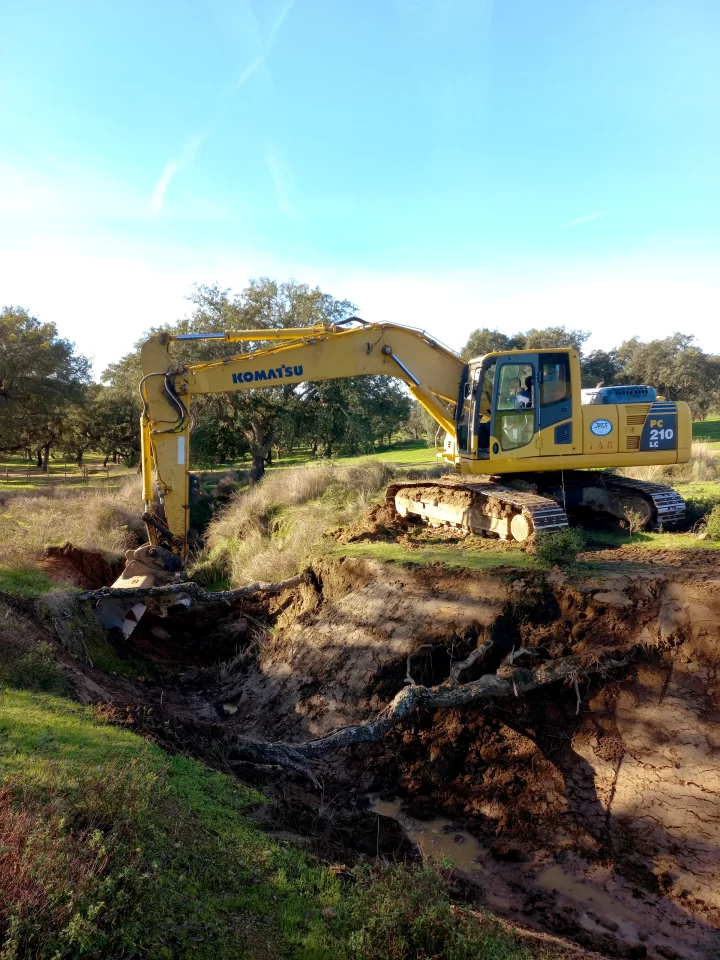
[
  {"left": 199, "top": 461, "right": 451, "bottom": 587},
  {"left": 6, "top": 641, "right": 65, "bottom": 694},
  {"left": 199, "top": 462, "right": 395, "bottom": 586},
  {"left": 309, "top": 861, "right": 529, "bottom": 960},
  {"left": 534, "top": 528, "right": 586, "bottom": 568},
  {"left": 705, "top": 505, "right": 720, "bottom": 541},
  {"left": 685, "top": 490, "right": 720, "bottom": 527}
]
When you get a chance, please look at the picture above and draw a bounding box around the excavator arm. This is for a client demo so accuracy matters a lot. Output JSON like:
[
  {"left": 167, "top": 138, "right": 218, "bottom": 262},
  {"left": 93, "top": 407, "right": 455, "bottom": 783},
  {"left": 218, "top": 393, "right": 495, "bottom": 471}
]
[{"left": 139, "top": 320, "right": 465, "bottom": 558}]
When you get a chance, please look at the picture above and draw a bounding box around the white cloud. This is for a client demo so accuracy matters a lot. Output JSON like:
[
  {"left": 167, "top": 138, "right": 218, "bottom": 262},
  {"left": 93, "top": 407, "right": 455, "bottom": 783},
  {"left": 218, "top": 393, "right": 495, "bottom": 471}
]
[
  {"left": 152, "top": 0, "right": 297, "bottom": 213},
  {"left": 149, "top": 160, "right": 181, "bottom": 215},
  {"left": 149, "top": 132, "right": 207, "bottom": 216},
  {"left": 264, "top": 146, "right": 297, "bottom": 217},
  {"left": 267, "top": 0, "right": 296, "bottom": 46},
  {"left": 235, "top": 55, "right": 263, "bottom": 89}
]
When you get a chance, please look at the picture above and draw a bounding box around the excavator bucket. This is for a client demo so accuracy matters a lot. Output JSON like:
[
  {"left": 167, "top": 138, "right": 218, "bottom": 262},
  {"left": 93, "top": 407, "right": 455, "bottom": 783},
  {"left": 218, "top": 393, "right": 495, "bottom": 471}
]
[{"left": 96, "top": 544, "right": 185, "bottom": 638}]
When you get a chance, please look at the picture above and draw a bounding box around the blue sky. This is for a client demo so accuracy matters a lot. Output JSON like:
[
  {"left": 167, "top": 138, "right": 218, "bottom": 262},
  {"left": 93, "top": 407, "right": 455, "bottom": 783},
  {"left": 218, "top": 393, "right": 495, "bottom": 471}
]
[{"left": 1, "top": 0, "right": 719, "bottom": 374}]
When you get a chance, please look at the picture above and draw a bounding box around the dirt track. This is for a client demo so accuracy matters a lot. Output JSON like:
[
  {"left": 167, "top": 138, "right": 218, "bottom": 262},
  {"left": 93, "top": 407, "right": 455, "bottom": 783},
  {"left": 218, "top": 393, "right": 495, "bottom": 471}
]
[{"left": 60, "top": 547, "right": 720, "bottom": 960}]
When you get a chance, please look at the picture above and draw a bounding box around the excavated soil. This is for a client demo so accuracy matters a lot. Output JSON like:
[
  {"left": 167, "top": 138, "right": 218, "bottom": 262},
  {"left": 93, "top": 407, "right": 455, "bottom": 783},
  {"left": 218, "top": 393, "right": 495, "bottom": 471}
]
[
  {"left": 41, "top": 542, "right": 124, "bottom": 588},
  {"left": 60, "top": 548, "right": 720, "bottom": 960}
]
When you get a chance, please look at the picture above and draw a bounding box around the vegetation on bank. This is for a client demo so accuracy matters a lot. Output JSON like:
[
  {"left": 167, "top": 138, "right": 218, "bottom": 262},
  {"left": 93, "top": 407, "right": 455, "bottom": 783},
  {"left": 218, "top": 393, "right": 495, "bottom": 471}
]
[{"left": 0, "top": 597, "right": 537, "bottom": 960}]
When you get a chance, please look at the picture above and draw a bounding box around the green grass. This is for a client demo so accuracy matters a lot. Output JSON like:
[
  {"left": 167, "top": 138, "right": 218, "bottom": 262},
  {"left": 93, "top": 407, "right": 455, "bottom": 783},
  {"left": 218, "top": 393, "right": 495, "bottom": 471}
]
[
  {"left": 0, "top": 566, "right": 59, "bottom": 596},
  {"left": 328, "top": 539, "right": 537, "bottom": 570},
  {"left": 586, "top": 529, "right": 720, "bottom": 550},
  {"left": 0, "top": 451, "right": 134, "bottom": 491},
  {"left": 270, "top": 440, "right": 440, "bottom": 470},
  {"left": 0, "top": 677, "right": 537, "bottom": 959},
  {"left": 0, "top": 687, "right": 344, "bottom": 958},
  {"left": 692, "top": 421, "right": 720, "bottom": 442}
]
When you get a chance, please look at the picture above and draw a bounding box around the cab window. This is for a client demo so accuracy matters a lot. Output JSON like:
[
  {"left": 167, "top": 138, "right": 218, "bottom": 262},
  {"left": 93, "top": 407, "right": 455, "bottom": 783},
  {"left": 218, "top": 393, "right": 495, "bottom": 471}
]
[
  {"left": 540, "top": 356, "right": 571, "bottom": 405},
  {"left": 495, "top": 362, "right": 535, "bottom": 451},
  {"left": 497, "top": 363, "right": 534, "bottom": 411}
]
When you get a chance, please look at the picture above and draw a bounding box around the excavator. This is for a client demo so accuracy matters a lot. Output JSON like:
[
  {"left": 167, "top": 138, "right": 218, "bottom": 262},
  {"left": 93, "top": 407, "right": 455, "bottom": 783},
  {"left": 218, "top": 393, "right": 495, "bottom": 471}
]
[{"left": 103, "top": 317, "right": 691, "bottom": 631}]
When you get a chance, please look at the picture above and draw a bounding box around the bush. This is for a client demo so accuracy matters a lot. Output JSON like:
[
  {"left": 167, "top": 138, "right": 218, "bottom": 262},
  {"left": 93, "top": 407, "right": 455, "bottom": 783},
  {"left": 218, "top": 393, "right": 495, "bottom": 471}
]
[
  {"left": 199, "top": 462, "right": 395, "bottom": 586},
  {"left": 309, "top": 862, "right": 529, "bottom": 960},
  {"left": 685, "top": 490, "right": 720, "bottom": 527},
  {"left": 705, "top": 505, "right": 720, "bottom": 540},
  {"left": 6, "top": 641, "right": 65, "bottom": 694},
  {"left": 534, "top": 528, "right": 586, "bottom": 568}
]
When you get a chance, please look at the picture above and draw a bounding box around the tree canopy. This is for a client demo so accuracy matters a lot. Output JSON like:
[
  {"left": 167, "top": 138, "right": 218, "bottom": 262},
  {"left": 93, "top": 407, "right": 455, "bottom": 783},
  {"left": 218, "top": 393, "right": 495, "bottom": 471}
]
[
  {"left": 461, "top": 324, "right": 720, "bottom": 418},
  {"left": 3, "top": 290, "right": 719, "bottom": 478}
]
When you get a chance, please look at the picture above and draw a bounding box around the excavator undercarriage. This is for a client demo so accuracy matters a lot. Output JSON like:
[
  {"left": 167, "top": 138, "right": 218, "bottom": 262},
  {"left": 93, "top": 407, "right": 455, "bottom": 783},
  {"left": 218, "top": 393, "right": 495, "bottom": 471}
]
[{"left": 388, "top": 471, "right": 686, "bottom": 543}]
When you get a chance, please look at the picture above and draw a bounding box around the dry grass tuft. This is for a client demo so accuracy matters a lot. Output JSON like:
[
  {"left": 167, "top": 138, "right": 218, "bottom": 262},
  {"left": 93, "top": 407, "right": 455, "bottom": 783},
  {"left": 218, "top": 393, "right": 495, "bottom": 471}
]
[
  {"left": 620, "top": 441, "right": 720, "bottom": 484},
  {"left": 0, "top": 477, "right": 144, "bottom": 569},
  {"left": 196, "top": 461, "right": 447, "bottom": 587}
]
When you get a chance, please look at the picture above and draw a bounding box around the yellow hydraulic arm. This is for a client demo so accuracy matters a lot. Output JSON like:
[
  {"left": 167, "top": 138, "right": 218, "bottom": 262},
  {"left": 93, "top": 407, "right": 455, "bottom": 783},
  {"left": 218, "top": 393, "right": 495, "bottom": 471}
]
[{"left": 139, "top": 320, "right": 465, "bottom": 556}]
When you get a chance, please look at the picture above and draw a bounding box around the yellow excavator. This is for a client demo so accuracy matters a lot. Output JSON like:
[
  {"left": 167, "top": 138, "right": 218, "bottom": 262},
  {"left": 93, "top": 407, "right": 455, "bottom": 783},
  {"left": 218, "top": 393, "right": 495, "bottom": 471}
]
[{"left": 103, "top": 317, "right": 691, "bottom": 628}]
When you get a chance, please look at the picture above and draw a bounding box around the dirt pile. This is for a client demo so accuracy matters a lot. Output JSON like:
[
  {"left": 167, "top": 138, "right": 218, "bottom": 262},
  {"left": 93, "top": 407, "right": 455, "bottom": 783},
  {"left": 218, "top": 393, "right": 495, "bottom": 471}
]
[
  {"left": 41, "top": 542, "right": 124, "bottom": 589},
  {"left": 219, "top": 560, "right": 720, "bottom": 959},
  {"left": 333, "top": 500, "right": 409, "bottom": 543},
  {"left": 63, "top": 555, "right": 720, "bottom": 959}
]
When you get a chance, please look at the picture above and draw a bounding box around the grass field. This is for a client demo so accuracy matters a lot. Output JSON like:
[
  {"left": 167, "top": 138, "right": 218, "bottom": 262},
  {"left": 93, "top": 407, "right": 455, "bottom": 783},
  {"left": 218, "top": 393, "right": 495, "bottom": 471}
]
[{"left": 0, "top": 452, "right": 134, "bottom": 491}]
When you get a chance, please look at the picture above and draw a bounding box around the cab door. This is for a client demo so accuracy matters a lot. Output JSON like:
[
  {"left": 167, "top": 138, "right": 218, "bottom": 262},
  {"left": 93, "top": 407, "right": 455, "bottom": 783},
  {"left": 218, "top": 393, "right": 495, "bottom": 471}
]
[
  {"left": 537, "top": 352, "right": 574, "bottom": 454},
  {"left": 489, "top": 356, "right": 539, "bottom": 460}
]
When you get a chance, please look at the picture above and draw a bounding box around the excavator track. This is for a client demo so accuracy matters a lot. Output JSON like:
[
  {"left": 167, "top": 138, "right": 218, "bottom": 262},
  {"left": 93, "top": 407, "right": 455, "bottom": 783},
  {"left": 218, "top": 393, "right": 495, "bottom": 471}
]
[
  {"left": 534, "top": 472, "right": 686, "bottom": 530},
  {"left": 386, "top": 478, "right": 569, "bottom": 542},
  {"left": 387, "top": 472, "right": 686, "bottom": 542}
]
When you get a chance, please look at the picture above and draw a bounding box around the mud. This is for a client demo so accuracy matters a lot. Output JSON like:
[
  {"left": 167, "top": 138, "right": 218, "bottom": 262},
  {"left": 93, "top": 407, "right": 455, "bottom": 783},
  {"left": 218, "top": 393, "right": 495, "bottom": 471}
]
[
  {"left": 52, "top": 547, "right": 720, "bottom": 960},
  {"left": 41, "top": 543, "right": 124, "bottom": 588}
]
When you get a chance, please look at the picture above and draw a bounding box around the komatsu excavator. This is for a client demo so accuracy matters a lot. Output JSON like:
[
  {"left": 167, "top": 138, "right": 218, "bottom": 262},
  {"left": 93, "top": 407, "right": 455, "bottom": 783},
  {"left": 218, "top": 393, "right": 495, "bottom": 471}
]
[{"left": 105, "top": 317, "right": 691, "bottom": 626}]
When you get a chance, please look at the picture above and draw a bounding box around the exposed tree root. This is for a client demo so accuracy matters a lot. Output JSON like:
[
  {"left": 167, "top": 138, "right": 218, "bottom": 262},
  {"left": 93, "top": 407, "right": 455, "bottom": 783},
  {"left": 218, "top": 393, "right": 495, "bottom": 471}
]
[{"left": 228, "top": 653, "right": 626, "bottom": 783}]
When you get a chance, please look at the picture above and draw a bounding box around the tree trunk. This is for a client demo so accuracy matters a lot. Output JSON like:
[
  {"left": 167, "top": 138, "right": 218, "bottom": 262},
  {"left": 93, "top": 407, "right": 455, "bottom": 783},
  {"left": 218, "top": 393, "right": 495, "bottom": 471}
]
[
  {"left": 36, "top": 449, "right": 43, "bottom": 469},
  {"left": 250, "top": 452, "right": 266, "bottom": 484},
  {"left": 42, "top": 443, "right": 51, "bottom": 472},
  {"left": 103, "top": 453, "right": 110, "bottom": 467},
  {"left": 245, "top": 420, "right": 274, "bottom": 486},
  {"left": 265, "top": 448, "right": 272, "bottom": 465},
  {"left": 76, "top": 450, "right": 84, "bottom": 467}
]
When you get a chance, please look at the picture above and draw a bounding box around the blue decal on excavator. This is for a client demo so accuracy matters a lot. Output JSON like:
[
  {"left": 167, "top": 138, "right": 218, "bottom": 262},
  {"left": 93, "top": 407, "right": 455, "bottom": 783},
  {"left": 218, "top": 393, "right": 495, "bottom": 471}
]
[
  {"left": 232, "top": 365, "right": 303, "bottom": 385},
  {"left": 640, "top": 403, "right": 677, "bottom": 451}
]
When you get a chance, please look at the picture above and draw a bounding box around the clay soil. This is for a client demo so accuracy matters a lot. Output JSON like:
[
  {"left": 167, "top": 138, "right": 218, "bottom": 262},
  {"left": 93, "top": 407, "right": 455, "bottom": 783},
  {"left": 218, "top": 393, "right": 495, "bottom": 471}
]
[{"left": 60, "top": 537, "right": 720, "bottom": 960}]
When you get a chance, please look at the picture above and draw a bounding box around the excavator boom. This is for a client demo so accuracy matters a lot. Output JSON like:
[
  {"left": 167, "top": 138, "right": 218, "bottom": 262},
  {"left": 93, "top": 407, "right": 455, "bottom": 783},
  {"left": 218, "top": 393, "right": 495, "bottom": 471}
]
[{"left": 107, "top": 317, "right": 691, "bottom": 605}]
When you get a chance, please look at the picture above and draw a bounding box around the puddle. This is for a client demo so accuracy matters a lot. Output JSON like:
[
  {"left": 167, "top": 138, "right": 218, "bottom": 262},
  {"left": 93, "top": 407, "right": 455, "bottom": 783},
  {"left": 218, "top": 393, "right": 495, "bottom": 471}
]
[
  {"left": 370, "top": 798, "right": 513, "bottom": 911},
  {"left": 371, "top": 799, "right": 708, "bottom": 960},
  {"left": 537, "top": 865, "right": 640, "bottom": 942}
]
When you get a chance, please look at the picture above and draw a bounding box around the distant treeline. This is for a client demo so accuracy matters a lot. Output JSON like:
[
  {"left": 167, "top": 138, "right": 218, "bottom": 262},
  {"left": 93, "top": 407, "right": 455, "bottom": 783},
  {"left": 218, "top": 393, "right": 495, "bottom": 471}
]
[{"left": 2, "top": 281, "right": 717, "bottom": 482}]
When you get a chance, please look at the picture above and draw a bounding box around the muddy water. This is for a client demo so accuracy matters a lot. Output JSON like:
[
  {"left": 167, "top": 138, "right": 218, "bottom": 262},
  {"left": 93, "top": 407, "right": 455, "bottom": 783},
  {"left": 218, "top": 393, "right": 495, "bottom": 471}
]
[
  {"left": 373, "top": 799, "right": 712, "bottom": 960},
  {"left": 537, "top": 865, "right": 641, "bottom": 944},
  {"left": 370, "top": 799, "right": 513, "bottom": 912}
]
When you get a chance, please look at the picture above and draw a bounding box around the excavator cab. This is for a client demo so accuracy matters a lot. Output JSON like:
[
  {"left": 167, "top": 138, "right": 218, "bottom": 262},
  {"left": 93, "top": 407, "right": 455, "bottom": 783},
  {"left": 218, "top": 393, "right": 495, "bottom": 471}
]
[{"left": 456, "top": 350, "right": 577, "bottom": 466}]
